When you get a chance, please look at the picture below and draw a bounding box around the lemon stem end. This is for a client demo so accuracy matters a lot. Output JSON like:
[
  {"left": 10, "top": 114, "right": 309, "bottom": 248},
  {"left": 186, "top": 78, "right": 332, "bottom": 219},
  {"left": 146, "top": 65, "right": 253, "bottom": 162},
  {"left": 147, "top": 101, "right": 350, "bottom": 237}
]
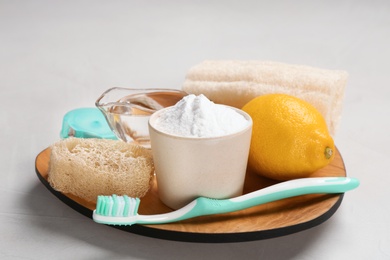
[{"left": 325, "top": 147, "right": 333, "bottom": 159}]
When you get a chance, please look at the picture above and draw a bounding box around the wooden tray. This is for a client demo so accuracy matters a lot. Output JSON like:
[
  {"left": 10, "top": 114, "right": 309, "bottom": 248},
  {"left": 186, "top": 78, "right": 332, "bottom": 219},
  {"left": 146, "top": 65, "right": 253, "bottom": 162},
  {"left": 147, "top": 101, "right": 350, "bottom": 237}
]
[{"left": 35, "top": 147, "right": 346, "bottom": 243}]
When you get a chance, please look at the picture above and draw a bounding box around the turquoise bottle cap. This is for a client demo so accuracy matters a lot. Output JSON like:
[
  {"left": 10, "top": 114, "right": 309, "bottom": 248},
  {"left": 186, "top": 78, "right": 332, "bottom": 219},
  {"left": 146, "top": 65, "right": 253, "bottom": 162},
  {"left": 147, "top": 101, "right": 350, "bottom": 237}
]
[{"left": 60, "top": 107, "right": 117, "bottom": 140}]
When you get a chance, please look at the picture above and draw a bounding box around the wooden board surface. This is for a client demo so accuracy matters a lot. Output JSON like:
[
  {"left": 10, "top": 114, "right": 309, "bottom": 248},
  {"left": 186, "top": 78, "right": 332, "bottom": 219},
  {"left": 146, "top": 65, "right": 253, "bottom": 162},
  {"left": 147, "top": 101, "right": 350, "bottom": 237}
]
[{"left": 35, "top": 147, "right": 346, "bottom": 243}]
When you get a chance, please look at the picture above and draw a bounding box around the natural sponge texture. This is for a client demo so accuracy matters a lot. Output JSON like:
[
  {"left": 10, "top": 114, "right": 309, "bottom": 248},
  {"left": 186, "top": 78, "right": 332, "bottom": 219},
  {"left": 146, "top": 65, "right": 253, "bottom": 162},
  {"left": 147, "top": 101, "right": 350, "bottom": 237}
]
[
  {"left": 182, "top": 60, "right": 348, "bottom": 136},
  {"left": 48, "top": 138, "right": 154, "bottom": 202}
]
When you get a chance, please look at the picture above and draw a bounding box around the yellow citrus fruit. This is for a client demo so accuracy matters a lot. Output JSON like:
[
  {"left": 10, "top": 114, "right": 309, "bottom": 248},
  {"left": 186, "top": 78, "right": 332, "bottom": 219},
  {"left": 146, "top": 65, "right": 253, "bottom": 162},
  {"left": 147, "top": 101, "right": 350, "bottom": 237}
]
[{"left": 242, "top": 94, "right": 335, "bottom": 180}]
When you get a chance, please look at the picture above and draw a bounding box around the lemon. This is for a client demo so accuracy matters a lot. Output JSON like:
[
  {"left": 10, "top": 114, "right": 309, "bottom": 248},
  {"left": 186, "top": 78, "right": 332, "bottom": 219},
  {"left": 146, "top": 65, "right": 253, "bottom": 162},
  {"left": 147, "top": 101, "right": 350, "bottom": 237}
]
[{"left": 242, "top": 94, "right": 335, "bottom": 180}]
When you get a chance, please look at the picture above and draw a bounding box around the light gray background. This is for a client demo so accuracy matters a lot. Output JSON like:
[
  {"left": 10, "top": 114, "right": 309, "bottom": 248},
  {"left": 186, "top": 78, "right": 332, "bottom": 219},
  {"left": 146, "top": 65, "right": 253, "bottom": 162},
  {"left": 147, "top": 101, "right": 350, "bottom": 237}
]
[{"left": 1, "top": 1, "right": 388, "bottom": 259}]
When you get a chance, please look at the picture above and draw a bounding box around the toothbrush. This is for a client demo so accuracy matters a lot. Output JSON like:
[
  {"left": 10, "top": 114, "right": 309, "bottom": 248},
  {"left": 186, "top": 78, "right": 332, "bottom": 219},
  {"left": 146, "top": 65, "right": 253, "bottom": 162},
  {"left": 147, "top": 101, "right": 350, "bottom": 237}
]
[{"left": 93, "top": 177, "right": 359, "bottom": 226}]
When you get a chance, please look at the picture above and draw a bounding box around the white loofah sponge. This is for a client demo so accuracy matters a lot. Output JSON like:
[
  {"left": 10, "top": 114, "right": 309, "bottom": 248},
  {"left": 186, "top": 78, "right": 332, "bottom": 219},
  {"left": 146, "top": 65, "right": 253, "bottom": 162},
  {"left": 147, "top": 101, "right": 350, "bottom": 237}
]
[{"left": 182, "top": 60, "right": 348, "bottom": 136}]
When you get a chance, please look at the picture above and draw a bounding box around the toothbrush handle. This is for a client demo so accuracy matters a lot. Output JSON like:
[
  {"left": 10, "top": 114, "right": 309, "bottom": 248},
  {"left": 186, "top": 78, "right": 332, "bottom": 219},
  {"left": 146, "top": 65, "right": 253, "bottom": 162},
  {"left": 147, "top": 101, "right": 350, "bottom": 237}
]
[{"left": 180, "top": 177, "right": 359, "bottom": 220}]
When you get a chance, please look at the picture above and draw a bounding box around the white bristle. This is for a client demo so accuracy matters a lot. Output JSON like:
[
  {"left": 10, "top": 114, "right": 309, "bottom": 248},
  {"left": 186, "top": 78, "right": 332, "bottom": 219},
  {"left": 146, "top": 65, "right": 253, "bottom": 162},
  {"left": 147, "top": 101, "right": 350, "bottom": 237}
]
[
  {"left": 129, "top": 197, "right": 137, "bottom": 215},
  {"left": 117, "top": 196, "right": 125, "bottom": 216},
  {"left": 123, "top": 195, "right": 130, "bottom": 216}
]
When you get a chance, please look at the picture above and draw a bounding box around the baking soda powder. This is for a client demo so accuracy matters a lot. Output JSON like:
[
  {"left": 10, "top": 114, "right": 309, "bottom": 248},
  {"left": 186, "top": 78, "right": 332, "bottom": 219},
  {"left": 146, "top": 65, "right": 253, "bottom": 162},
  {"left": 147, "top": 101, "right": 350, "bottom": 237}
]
[{"left": 154, "top": 94, "right": 249, "bottom": 137}]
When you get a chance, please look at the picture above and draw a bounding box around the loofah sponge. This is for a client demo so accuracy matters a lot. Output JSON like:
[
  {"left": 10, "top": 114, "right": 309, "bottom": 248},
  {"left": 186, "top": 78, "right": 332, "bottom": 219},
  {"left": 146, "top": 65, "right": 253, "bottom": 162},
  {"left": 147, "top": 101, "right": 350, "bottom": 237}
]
[
  {"left": 182, "top": 60, "right": 349, "bottom": 136},
  {"left": 48, "top": 137, "right": 154, "bottom": 203}
]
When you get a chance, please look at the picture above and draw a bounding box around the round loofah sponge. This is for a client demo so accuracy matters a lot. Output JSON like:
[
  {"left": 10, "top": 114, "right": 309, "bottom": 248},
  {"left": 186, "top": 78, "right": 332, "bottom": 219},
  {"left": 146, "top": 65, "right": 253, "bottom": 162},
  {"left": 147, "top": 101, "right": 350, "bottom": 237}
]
[{"left": 48, "top": 137, "right": 154, "bottom": 203}]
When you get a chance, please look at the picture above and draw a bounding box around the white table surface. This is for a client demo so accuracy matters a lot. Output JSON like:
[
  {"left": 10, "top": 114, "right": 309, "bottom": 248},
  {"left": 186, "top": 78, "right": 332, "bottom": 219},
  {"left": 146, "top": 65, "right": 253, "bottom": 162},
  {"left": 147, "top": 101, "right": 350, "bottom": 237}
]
[{"left": 1, "top": 1, "right": 389, "bottom": 259}]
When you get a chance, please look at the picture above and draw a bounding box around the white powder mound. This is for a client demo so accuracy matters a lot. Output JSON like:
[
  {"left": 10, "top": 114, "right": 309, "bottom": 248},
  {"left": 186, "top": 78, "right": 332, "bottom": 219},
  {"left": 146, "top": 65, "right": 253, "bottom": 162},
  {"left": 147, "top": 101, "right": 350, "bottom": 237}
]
[{"left": 154, "top": 94, "right": 249, "bottom": 137}]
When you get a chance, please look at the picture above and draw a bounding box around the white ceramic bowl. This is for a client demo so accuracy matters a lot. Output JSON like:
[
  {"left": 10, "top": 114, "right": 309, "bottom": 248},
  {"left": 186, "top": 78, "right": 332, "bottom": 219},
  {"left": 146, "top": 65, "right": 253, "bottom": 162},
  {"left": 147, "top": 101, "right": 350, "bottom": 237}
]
[{"left": 149, "top": 106, "right": 252, "bottom": 209}]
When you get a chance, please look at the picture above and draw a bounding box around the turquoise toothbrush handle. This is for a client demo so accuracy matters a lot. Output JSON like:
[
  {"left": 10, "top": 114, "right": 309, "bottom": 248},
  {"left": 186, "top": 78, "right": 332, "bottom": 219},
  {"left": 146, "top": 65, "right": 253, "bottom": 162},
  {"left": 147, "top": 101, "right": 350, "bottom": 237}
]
[{"left": 175, "top": 177, "right": 359, "bottom": 222}]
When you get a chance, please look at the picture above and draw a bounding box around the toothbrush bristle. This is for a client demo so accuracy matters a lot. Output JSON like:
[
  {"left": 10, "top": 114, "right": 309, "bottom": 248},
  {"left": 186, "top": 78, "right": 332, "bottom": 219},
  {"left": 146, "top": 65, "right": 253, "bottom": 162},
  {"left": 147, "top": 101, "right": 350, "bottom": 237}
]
[{"left": 96, "top": 195, "right": 140, "bottom": 217}]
